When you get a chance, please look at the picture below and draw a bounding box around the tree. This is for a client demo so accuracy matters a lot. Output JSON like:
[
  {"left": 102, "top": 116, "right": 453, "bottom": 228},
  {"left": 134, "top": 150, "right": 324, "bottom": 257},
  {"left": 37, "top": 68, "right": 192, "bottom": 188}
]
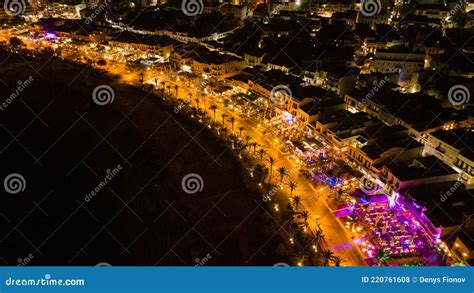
[
  {"left": 229, "top": 117, "right": 235, "bottom": 133},
  {"left": 252, "top": 163, "right": 268, "bottom": 183},
  {"left": 267, "top": 157, "right": 277, "bottom": 179},
  {"left": 175, "top": 84, "right": 178, "bottom": 96},
  {"left": 300, "top": 210, "right": 309, "bottom": 226},
  {"left": 287, "top": 180, "right": 297, "bottom": 197},
  {"left": 209, "top": 105, "right": 218, "bottom": 125},
  {"left": 332, "top": 256, "right": 343, "bottom": 266},
  {"left": 376, "top": 249, "right": 391, "bottom": 266},
  {"left": 314, "top": 225, "right": 324, "bottom": 245},
  {"left": 221, "top": 126, "right": 228, "bottom": 138},
  {"left": 195, "top": 97, "right": 201, "bottom": 111},
  {"left": 238, "top": 126, "right": 244, "bottom": 138},
  {"left": 252, "top": 142, "right": 258, "bottom": 155},
  {"left": 245, "top": 135, "right": 251, "bottom": 147},
  {"left": 321, "top": 249, "right": 334, "bottom": 266},
  {"left": 277, "top": 167, "right": 287, "bottom": 183},
  {"left": 9, "top": 37, "right": 23, "bottom": 48},
  {"left": 221, "top": 113, "right": 227, "bottom": 126},
  {"left": 257, "top": 149, "right": 266, "bottom": 162},
  {"left": 291, "top": 195, "right": 302, "bottom": 210}
]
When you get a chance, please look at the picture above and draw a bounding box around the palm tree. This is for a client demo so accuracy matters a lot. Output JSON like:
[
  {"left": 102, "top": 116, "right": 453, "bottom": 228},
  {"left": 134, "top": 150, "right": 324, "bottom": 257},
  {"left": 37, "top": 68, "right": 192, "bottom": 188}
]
[
  {"left": 174, "top": 84, "right": 178, "bottom": 96},
  {"left": 277, "top": 167, "right": 287, "bottom": 183},
  {"left": 332, "top": 256, "right": 343, "bottom": 266},
  {"left": 287, "top": 180, "right": 297, "bottom": 197},
  {"left": 291, "top": 195, "right": 302, "bottom": 210},
  {"left": 300, "top": 210, "right": 309, "bottom": 226},
  {"left": 195, "top": 97, "right": 201, "bottom": 111},
  {"left": 376, "top": 249, "right": 391, "bottom": 266},
  {"left": 221, "top": 126, "right": 228, "bottom": 138},
  {"left": 209, "top": 105, "right": 218, "bottom": 125},
  {"left": 244, "top": 135, "right": 250, "bottom": 145},
  {"left": 257, "top": 149, "right": 266, "bottom": 162},
  {"left": 321, "top": 249, "right": 334, "bottom": 266},
  {"left": 238, "top": 126, "right": 244, "bottom": 138},
  {"left": 221, "top": 113, "right": 228, "bottom": 126},
  {"left": 252, "top": 163, "right": 268, "bottom": 183},
  {"left": 229, "top": 117, "right": 235, "bottom": 133},
  {"left": 267, "top": 157, "right": 277, "bottom": 179},
  {"left": 314, "top": 225, "right": 324, "bottom": 245},
  {"left": 252, "top": 142, "right": 258, "bottom": 155}
]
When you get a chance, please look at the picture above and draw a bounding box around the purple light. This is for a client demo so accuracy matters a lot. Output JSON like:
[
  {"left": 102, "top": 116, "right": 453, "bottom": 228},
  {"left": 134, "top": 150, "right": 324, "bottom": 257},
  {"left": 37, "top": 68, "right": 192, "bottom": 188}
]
[{"left": 45, "top": 32, "right": 57, "bottom": 40}]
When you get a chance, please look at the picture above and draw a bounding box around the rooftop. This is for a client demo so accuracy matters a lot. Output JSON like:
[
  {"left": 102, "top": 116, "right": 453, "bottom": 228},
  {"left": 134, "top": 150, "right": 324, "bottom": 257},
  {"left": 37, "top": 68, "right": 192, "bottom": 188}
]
[{"left": 431, "top": 129, "right": 474, "bottom": 161}]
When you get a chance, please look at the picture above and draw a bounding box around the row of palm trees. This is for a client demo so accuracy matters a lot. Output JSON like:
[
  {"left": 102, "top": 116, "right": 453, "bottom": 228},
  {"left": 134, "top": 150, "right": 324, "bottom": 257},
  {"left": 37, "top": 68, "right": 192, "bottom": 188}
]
[{"left": 167, "top": 85, "right": 345, "bottom": 266}]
